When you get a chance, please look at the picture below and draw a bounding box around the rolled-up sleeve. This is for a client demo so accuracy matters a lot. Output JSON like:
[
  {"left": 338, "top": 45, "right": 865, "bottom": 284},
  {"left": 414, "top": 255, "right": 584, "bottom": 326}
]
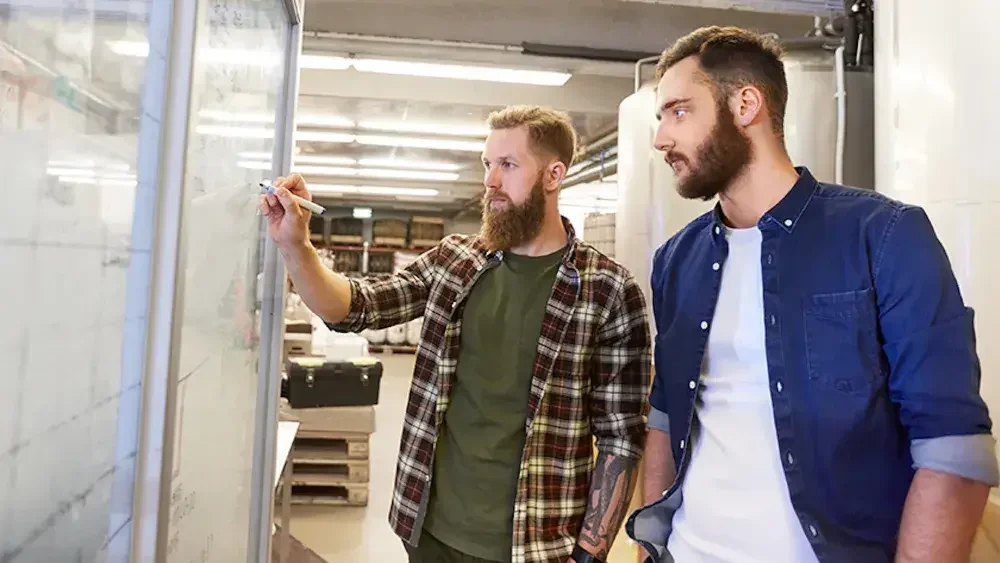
[
  {"left": 589, "top": 273, "right": 652, "bottom": 460},
  {"left": 875, "top": 206, "right": 998, "bottom": 484}
]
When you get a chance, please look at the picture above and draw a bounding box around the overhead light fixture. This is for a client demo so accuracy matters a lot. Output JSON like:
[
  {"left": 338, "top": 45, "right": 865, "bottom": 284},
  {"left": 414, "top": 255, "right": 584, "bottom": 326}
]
[
  {"left": 295, "top": 131, "right": 356, "bottom": 143},
  {"left": 351, "top": 58, "right": 572, "bottom": 86},
  {"left": 353, "top": 207, "right": 373, "bottom": 219},
  {"left": 356, "top": 134, "right": 484, "bottom": 152},
  {"left": 238, "top": 160, "right": 273, "bottom": 171},
  {"left": 310, "top": 184, "right": 440, "bottom": 197},
  {"left": 299, "top": 54, "right": 352, "bottom": 70},
  {"left": 200, "top": 110, "right": 277, "bottom": 123},
  {"left": 357, "top": 120, "right": 489, "bottom": 137},
  {"left": 107, "top": 41, "right": 280, "bottom": 66},
  {"left": 196, "top": 125, "right": 276, "bottom": 139},
  {"left": 293, "top": 154, "right": 358, "bottom": 166},
  {"left": 358, "top": 157, "right": 460, "bottom": 172},
  {"left": 291, "top": 165, "right": 459, "bottom": 182},
  {"left": 297, "top": 114, "right": 356, "bottom": 128}
]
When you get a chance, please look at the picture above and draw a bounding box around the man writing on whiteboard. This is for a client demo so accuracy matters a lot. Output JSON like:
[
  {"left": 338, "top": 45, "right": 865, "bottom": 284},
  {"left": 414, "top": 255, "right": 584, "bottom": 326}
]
[
  {"left": 259, "top": 105, "right": 650, "bottom": 563},
  {"left": 626, "top": 26, "right": 998, "bottom": 563}
]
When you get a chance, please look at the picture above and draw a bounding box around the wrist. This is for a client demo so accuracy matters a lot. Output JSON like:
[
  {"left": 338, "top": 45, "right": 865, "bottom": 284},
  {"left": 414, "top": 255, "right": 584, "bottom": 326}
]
[
  {"left": 572, "top": 544, "right": 606, "bottom": 563},
  {"left": 277, "top": 239, "right": 313, "bottom": 261}
]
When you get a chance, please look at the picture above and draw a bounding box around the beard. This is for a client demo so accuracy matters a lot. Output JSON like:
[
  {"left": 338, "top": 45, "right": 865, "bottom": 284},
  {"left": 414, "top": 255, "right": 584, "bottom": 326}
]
[
  {"left": 670, "top": 100, "right": 753, "bottom": 201},
  {"left": 479, "top": 173, "right": 547, "bottom": 252}
]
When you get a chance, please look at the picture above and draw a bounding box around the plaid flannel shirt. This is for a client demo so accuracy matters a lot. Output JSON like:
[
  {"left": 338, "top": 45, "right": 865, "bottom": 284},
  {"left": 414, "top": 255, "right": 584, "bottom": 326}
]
[{"left": 330, "top": 218, "right": 651, "bottom": 563}]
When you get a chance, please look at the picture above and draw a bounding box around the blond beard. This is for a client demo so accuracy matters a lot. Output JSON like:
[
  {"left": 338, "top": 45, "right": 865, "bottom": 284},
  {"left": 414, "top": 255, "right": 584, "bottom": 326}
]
[{"left": 479, "top": 175, "right": 547, "bottom": 252}]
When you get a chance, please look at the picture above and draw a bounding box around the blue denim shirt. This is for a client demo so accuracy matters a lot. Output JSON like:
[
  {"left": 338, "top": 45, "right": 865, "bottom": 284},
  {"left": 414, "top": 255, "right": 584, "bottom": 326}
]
[{"left": 626, "top": 168, "right": 996, "bottom": 562}]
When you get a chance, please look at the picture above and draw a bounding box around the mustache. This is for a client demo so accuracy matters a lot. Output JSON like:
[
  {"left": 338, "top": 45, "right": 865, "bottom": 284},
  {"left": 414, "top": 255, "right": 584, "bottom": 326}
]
[{"left": 665, "top": 151, "right": 687, "bottom": 164}]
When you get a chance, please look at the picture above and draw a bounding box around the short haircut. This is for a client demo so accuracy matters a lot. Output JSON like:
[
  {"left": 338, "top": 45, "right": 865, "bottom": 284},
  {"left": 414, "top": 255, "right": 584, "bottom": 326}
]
[
  {"left": 487, "top": 105, "right": 578, "bottom": 168},
  {"left": 657, "top": 26, "right": 788, "bottom": 138}
]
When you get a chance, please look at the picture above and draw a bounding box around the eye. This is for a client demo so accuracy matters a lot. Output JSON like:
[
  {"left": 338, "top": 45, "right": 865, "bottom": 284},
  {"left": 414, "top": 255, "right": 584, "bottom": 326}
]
[
  {"left": 501, "top": 161, "right": 515, "bottom": 170},
  {"left": 673, "top": 108, "right": 688, "bottom": 119}
]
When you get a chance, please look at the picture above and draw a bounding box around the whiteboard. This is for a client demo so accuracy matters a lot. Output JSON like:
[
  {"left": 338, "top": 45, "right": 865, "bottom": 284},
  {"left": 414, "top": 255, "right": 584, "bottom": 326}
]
[
  {"left": 165, "top": 0, "right": 291, "bottom": 562},
  {"left": 0, "top": 3, "right": 155, "bottom": 562}
]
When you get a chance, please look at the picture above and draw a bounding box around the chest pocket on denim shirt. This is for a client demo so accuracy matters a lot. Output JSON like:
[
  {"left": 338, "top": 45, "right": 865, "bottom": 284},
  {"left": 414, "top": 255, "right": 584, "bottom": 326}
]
[{"left": 803, "top": 287, "right": 883, "bottom": 395}]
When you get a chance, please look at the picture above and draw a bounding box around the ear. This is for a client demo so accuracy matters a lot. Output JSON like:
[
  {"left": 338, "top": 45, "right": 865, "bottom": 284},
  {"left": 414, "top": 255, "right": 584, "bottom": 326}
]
[
  {"left": 730, "top": 85, "right": 764, "bottom": 127},
  {"left": 546, "top": 160, "right": 567, "bottom": 193}
]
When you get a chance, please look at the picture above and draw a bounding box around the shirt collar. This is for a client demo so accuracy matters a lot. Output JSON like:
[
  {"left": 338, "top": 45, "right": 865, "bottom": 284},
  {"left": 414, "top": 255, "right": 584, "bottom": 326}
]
[
  {"left": 483, "top": 216, "right": 580, "bottom": 266},
  {"left": 710, "top": 166, "right": 819, "bottom": 238}
]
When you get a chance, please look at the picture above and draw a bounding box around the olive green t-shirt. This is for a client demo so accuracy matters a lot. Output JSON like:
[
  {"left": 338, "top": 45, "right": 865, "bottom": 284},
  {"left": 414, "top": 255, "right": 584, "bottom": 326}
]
[{"left": 422, "top": 248, "right": 565, "bottom": 562}]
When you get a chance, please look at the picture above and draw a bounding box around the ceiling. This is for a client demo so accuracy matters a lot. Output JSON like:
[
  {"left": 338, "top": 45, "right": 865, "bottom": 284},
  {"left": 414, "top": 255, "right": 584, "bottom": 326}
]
[{"left": 296, "top": 0, "right": 816, "bottom": 216}]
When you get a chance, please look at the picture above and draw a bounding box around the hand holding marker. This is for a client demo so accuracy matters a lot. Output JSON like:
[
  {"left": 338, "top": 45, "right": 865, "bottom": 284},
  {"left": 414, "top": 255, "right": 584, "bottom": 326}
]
[{"left": 259, "top": 181, "right": 326, "bottom": 215}]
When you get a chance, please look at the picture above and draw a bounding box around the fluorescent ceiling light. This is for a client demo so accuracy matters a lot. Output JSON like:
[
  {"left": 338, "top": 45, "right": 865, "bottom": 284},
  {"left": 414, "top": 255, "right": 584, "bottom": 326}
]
[
  {"left": 107, "top": 41, "right": 280, "bottom": 66},
  {"left": 356, "top": 134, "right": 484, "bottom": 152},
  {"left": 353, "top": 207, "right": 373, "bottom": 219},
  {"left": 200, "top": 110, "right": 276, "bottom": 123},
  {"left": 299, "top": 54, "right": 352, "bottom": 70},
  {"left": 196, "top": 125, "right": 275, "bottom": 139},
  {"left": 311, "top": 184, "right": 440, "bottom": 197},
  {"left": 238, "top": 160, "right": 273, "bottom": 171},
  {"left": 47, "top": 159, "right": 97, "bottom": 168},
  {"left": 352, "top": 58, "right": 571, "bottom": 86},
  {"left": 293, "top": 154, "right": 358, "bottom": 166},
  {"left": 358, "top": 157, "right": 460, "bottom": 172},
  {"left": 297, "top": 114, "right": 356, "bottom": 128},
  {"left": 239, "top": 151, "right": 273, "bottom": 160},
  {"left": 358, "top": 120, "right": 489, "bottom": 137},
  {"left": 291, "top": 165, "right": 459, "bottom": 182},
  {"left": 295, "top": 131, "right": 356, "bottom": 143}
]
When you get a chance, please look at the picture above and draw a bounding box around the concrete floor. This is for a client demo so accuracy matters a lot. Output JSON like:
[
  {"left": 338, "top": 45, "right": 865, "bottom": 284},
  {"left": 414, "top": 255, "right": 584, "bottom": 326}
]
[{"left": 289, "top": 353, "right": 638, "bottom": 563}]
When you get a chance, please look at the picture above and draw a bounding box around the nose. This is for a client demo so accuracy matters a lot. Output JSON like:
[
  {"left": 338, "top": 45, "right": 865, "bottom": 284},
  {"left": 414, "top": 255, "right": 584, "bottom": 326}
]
[
  {"left": 653, "top": 120, "right": 674, "bottom": 154},
  {"left": 484, "top": 165, "right": 501, "bottom": 190}
]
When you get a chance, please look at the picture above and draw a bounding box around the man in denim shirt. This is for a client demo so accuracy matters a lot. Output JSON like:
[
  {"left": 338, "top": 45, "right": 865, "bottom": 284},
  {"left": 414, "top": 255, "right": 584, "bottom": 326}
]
[{"left": 626, "top": 26, "right": 999, "bottom": 563}]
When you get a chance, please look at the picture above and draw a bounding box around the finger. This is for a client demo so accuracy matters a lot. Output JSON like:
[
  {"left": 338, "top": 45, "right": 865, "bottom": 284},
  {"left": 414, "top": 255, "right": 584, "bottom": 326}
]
[
  {"left": 285, "top": 173, "right": 312, "bottom": 201},
  {"left": 274, "top": 186, "right": 301, "bottom": 214},
  {"left": 258, "top": 198, "right": 270, "bottom": 215},
  {"left": 267, "top": 193, "right": 279, "bottom": 208}
]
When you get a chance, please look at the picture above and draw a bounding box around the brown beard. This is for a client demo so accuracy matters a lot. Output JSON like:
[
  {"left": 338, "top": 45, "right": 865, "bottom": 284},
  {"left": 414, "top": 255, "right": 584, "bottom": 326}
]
[
  {"left": 479, "top": 173, "right": 547, "bottom": 252},
  {"left": 671, "top": 98, "right": 753, "bottom": 201}
]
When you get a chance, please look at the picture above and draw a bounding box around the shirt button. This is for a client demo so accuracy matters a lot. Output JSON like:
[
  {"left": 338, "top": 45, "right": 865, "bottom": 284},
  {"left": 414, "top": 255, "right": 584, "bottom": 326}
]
[
  {"left": 808, "top": 524, "right": 818, "bottom": 537},
  {"left": 714, "top": 226, "right": 721, "bottom": 235},
  {"left": 700, "top": 321, "right": 709, "bottom": 330},
  {"left": 689, "top": 380, "right": 697, "bottom": 390},
  {"left": 712, "top": 262, "right": 720, "bottom": 271},
  {"left": 770, "top": 314, "right": 776, "bottom": 326},
  {"left": 787, "top": 452, "right": 795, "bottom": 466},
  {"left": 680, "top": 439, "right": 686, "bottom": 449},
  {"left": 776, "top": 381, "right": 784, "bottom": 393},
  {"left": 784, "top": 219, "right": 793, "bottom": 227},
  {"left": 767, "top": 254, "right": 773, "bottom": 265},
  {"left": 451, "top": 301, "right": 458, "bottom": 310}
]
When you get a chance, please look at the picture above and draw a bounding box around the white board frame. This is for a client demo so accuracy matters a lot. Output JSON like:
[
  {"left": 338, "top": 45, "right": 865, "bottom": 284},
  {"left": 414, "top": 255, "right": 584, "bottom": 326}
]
[{"left": 129, "top": 0, "right": 303, "bottom": 560}]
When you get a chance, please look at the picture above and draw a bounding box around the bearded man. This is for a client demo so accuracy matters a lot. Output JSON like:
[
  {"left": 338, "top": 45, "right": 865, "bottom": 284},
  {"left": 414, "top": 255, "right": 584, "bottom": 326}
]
[
  {"left": 259, "top": 105, "right": 651, "bottom": 563},
  {"left": 626, "top": 26, "right": 998, "bottom": 563}
]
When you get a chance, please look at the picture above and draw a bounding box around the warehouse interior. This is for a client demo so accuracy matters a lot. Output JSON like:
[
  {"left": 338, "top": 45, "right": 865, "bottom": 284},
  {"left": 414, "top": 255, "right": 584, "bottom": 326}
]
[{"left": 1, "top": 0, "right": 999, "bottom": 562}]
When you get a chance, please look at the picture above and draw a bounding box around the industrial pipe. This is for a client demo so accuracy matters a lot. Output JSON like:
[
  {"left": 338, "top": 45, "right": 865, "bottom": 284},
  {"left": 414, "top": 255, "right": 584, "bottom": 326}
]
[{"left": 834, "top": 45, "right": 847, "bottom": 185}]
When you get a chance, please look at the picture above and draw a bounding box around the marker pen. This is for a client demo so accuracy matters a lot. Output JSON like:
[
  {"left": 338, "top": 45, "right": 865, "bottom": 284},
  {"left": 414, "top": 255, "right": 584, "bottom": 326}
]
[{"left": 259, "top": 182, "right": 326, "bottom": 215}]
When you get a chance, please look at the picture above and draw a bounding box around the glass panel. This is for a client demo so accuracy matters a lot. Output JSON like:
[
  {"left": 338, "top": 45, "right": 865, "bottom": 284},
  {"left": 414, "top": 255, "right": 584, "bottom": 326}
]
[
  {"left": 0, "top": 1, "right": 160, "bottom": 561},
  {"left": 165, "top": 0, "right": 289, "bottom": 560}
]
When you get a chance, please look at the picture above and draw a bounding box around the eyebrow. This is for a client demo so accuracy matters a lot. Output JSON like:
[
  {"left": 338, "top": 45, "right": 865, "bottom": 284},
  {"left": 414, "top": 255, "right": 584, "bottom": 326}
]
[
  {"left": 482, "top": 154, "right": 517, "bottom": 164},
  {"left": 655, "top": 97, "right": 691, "bottom": 119}
]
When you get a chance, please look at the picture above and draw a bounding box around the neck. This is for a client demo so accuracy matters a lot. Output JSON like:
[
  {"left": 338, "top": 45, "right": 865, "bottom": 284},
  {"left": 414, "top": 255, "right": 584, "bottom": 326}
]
[
  {"left": 510, "top": 210, "right": 567, "bottom": 257},
  {"left": 718, "top": 144, "right": 799, "bottom": 229}
]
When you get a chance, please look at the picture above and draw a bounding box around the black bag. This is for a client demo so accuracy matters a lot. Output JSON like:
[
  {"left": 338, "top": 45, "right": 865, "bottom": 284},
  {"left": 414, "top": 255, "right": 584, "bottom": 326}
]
[{"left": 286, "top": 356, "right": 383, "bottom": 408}]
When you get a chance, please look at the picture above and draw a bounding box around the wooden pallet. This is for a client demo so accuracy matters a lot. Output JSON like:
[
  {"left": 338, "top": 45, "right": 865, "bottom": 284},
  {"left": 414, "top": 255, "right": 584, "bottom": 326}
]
[
  {"left": 292, "top": 459, "right": 370, "bottom": 484},
  {"left": 368, "top": 344, "right": 417, "bottom": 355},
  {"left": 289, "top": 483, "right": 369, "bottom": 506},
  {"left": 293, "top": 432, "right": 370, "bottom": 459}
]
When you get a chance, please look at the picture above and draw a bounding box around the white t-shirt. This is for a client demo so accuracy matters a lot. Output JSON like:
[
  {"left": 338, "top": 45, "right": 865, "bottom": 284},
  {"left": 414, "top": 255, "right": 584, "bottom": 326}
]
[{"left": 667, "top": 226, "right": 818, "bottom": 563}]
